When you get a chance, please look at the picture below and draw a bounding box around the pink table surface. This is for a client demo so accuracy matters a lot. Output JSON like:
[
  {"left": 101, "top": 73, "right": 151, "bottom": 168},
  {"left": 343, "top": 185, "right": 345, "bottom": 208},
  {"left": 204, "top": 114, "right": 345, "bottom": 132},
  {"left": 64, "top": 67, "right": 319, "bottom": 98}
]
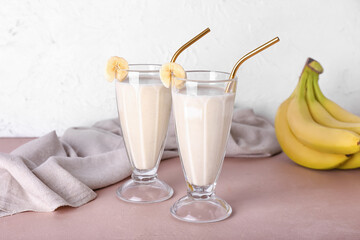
[{"left": 1, "top": 138, "right": 360, "bottom": 240}]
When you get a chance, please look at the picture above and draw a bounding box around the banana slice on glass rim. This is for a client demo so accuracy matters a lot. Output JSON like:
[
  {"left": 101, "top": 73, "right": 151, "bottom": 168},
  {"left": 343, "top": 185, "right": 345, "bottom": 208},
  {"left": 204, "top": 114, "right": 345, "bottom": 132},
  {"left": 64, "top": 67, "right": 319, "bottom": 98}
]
[
  {"left": 160, "top": 62, "right": 186, "bottom": 88},
  {"left": 105, "top": 56, "right": 129, "bottom": 82}
]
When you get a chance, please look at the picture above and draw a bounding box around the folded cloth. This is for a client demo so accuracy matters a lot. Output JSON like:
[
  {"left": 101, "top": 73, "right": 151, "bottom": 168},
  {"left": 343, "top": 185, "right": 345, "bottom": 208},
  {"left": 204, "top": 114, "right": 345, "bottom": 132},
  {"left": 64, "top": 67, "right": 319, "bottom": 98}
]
[
  {"left": 0, "top": 108, "right": 281, "bottom": 217},
  {"left": 226, "top": 109, "right": 282, "bottom": 157}
]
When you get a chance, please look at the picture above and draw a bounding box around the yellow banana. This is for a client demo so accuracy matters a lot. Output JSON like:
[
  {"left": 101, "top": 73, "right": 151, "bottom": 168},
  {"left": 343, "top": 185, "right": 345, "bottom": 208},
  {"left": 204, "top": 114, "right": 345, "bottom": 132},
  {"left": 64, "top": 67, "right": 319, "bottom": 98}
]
[
  {"left": 313, "top": 77, "right": 360, "bottom": 123},
  {"left": 287, "top": 59, "right": 360, "bottom": 155},
  {"left": 306, "top": 71, "right": 360, "bottom": 134},
  {"left": 275, "top": 98, "right": 349, "bottom": 169},
  {"left": 337, "top": 152, "right": 360, "bottom": 170}
]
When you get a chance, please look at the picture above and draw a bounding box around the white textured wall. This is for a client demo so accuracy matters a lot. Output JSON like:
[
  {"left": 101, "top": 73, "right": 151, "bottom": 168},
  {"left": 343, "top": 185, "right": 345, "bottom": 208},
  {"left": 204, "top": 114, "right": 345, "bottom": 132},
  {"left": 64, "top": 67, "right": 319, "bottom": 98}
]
[{"left": 1, "top": 0, "right": 360, "bottom": 137}]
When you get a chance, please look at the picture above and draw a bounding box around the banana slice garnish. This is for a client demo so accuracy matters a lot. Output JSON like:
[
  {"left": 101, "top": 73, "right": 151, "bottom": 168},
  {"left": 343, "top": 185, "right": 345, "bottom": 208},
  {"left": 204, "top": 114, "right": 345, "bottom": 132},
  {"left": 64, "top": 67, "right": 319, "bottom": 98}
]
[
  {"left": 105, "top": 56, "right": 129, "bottom": 82},
  {"left": 160, "top": 62, "right": 186, "bottom": 88}
]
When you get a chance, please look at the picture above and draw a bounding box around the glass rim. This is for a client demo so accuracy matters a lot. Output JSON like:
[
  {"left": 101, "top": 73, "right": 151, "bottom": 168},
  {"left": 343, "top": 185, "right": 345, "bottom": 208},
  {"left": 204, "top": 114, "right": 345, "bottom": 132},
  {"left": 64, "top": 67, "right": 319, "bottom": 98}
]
[
  {"left": 117, "top": 64, "right": 162, "bottom": 73},
  {"left": 173, "top": 70, "right": 237, "bottom": 83}
]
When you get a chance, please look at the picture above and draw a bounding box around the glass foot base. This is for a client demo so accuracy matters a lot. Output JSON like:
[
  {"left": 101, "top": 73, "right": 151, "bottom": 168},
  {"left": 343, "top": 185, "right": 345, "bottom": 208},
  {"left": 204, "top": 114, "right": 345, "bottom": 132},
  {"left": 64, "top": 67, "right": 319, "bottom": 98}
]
[
  {"left": 170, "top": 194, "right": 232, "bottom": 223},
  {"left": 116, "top": 178, "right": 173, "bottom": 204}
]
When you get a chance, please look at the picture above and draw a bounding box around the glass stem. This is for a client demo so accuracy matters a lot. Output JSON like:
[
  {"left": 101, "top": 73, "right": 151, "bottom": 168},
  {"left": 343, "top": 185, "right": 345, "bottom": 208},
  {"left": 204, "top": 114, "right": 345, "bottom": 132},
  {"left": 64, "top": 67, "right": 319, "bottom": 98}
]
[
  {"left": 132, "top": 173, "right": 158, "bottom": 183},
  {"left": 187, "top": 183, "right": 216, "bottom": 199}
]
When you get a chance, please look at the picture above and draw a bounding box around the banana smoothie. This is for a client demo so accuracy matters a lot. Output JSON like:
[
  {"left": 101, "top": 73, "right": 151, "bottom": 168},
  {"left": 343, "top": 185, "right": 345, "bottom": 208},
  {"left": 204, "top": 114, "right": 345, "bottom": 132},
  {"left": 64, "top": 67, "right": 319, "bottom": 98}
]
[
  {"left": 115, "top": 79, "right": 171, "bottom": 170},
  {"left": 172, "top": 86, "right": 235, "bottom": 186}
]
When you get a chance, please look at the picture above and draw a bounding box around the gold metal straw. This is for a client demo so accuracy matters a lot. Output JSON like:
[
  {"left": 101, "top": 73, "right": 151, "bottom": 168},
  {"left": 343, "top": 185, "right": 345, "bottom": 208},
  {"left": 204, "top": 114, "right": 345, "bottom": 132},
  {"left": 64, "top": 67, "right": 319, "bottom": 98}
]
[
  {"left": 170, "top": 28, "right": 211, "bottom": 63},
  {"left": 225, "top": 37, "right": 280, "bottom": 92}
]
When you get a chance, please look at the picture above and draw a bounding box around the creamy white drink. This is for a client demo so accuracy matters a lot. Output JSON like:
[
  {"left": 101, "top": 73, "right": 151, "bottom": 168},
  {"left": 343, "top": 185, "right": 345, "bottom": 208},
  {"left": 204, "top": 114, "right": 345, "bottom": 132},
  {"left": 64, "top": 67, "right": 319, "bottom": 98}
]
[
  {"left": 115, "top": 79, "right": 171, "bottom": 170},
  {"left": 172, "top": 86, "right": 235, "bottom": 186}
]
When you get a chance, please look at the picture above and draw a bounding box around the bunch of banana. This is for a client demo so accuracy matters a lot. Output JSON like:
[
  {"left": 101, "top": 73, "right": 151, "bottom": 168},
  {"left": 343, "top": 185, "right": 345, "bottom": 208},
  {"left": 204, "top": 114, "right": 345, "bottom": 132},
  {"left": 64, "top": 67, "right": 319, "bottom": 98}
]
[{"left": 275, "top": 58, "right": 360, "bottom": 170}]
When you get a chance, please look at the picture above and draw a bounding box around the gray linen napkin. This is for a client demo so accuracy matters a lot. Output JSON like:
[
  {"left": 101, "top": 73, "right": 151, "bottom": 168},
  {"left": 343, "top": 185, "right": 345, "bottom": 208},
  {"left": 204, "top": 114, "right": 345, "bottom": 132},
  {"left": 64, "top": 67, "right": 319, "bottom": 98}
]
[{"left": 0, "top": 108, "right": 280, "bottom": 217}]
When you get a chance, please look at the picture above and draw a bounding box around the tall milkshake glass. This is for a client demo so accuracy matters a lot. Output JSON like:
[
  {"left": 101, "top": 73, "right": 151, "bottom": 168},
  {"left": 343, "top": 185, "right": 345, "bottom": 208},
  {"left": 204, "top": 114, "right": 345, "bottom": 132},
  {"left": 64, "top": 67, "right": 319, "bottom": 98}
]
[
  {"left": 170, "top": 71, "right": 237, "bottom": 222},
  {"left": 115, "top": 64, "right": 173, "bottom": 203}
]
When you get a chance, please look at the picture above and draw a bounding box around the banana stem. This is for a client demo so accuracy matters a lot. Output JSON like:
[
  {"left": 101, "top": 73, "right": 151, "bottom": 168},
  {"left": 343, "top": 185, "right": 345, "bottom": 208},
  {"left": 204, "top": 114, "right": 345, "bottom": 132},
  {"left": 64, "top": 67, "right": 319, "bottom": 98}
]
[
  {"left": 313, "top": 77, "right": 326, "bottom": 101},
  {"left": 297, "top": 67, "right": 310, "bottom": 99},
  {"left": 306, "top": 72, "right": 318, "bottom": 102},
  {"left": 306, "top": 58, "right": 324, "bottom": 74}
]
